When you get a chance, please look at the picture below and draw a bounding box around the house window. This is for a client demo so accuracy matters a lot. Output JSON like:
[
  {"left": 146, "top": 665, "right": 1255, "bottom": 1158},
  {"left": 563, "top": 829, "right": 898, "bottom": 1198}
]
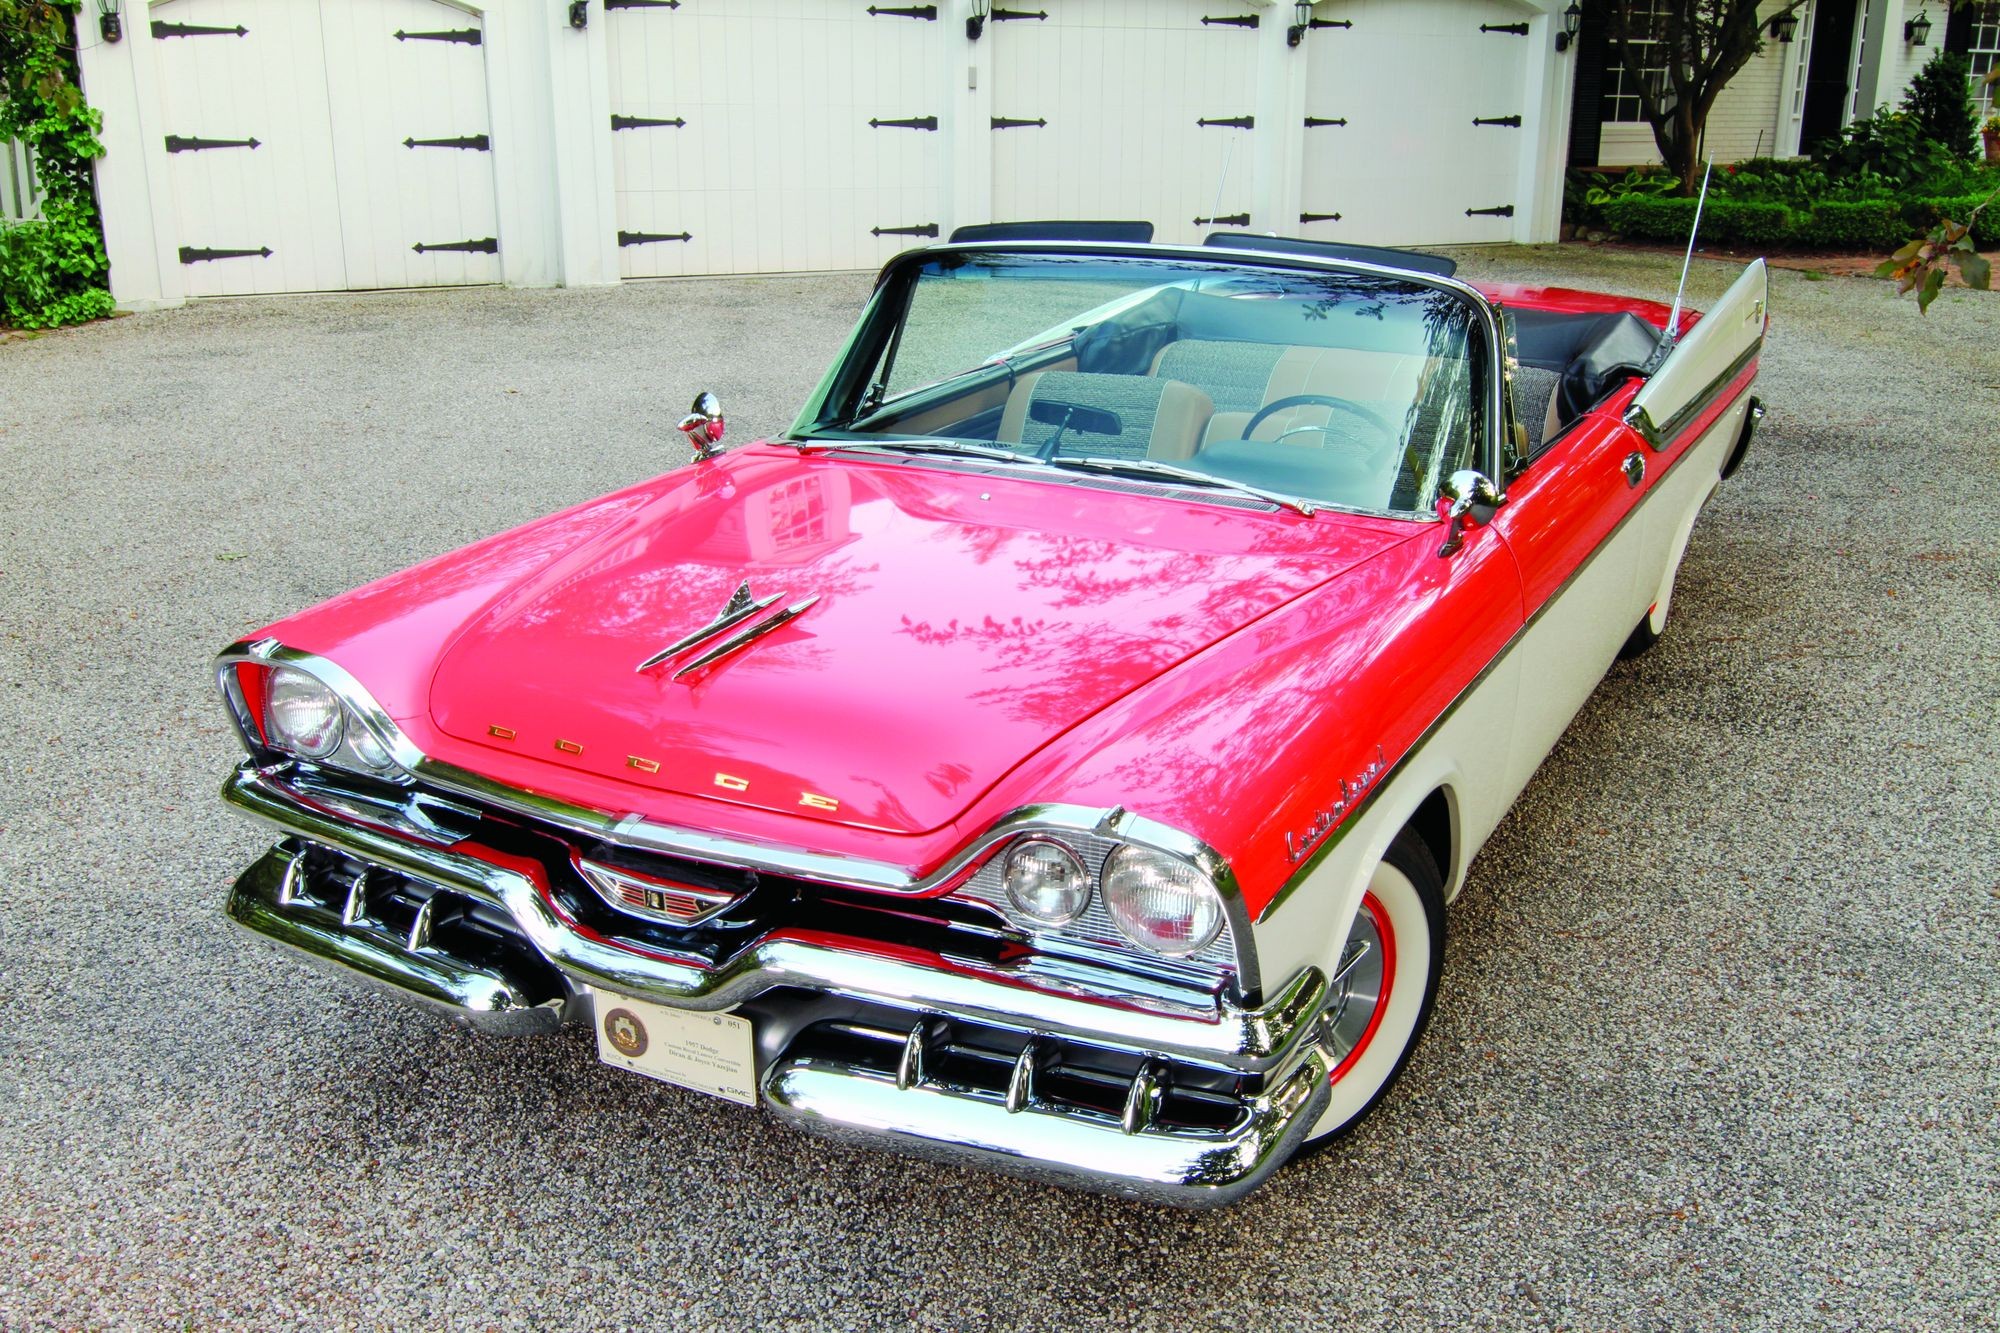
[
  {"left": 1600, "top": 0, "right": 1675, "bottom": 123},
  {"left": 1847, "top": 0, "right": 1875, "bottom": 122},
  {"left": 1970, "top": 3, "right": 2000, "bottom": 117}
]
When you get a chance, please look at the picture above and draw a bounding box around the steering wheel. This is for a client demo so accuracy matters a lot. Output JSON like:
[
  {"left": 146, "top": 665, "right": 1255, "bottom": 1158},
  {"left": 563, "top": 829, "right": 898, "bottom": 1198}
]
[{"left": 1243, "top": 394, "right": 1396, "bottom": 455}]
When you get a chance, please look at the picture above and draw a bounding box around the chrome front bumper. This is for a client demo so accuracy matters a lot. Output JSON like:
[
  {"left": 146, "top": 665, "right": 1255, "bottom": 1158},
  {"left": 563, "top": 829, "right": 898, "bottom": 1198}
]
[{"left": 221, "top": 765, "right": 1334, "bottom": 1206}]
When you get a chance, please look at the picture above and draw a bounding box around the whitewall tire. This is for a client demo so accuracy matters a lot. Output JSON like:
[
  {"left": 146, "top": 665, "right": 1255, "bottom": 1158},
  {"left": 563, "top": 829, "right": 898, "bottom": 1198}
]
[{"left": 1297, "top": 827, "right": 1446, "bottom": 1150}]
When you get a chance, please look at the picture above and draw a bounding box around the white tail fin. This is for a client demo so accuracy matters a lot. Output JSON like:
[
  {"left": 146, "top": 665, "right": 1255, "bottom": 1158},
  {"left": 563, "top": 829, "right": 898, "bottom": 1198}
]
[{"left": 1664, "top": 159, "right": 1715, "bottom": 343}]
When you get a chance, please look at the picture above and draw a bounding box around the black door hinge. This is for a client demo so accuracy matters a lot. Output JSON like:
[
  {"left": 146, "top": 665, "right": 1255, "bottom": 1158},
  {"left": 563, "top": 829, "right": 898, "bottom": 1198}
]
[
  {"left": 1465, "top": 205, "right": 1516, "bottom": 218},
  {"left": 1472, "top": 115, "right": 1523, "bottom": 128},
  {"left": 1311, "top": 17, "right": 1353, "bottom": 29},
  {"left": 1201, "top": 13, "right": 1259, "bottom": 27},
  {"left": 1197, "top": 116, "right": 1254, "bottom": 129},
  {"left": 867, "top": 4, "right": 937, "bottom": 18},
  {"left": 179, "top": 245, "right": 271, "bottom": 263},
  {"left": 611, "top": 115, "right": 686, "bottom": 130},
  {"left": 413, "top": 237, "right": 499, "bottom": 254},
  {"left": 990, "top": 116, "right": 1048, "bottom": 129},
  {"left": 151, "top": 20, "right": 246, "bottom": 37},
  {"left": 604, "top": 0, "right": 679, "bottom": 8},
  {"left": 1300, "top": 212, "right": 1342, "bottom": 223},
  {"left": 1195, "top": 213, "right": 1251, "bottom": 227},
  {"left": 1304, "top": 116, "right": 1348, "bottom": 128},
  {"left": 991, "top": 7, "right": 1046, "bottom": 18},
  {"left": 165, "top": 134, "right": 260, "bottom": 153},
  {"left": 404, "top": 134, "right": 490, "bottom": 150},
  {"left": 869, "top": 116, "right": 939, "bottom": 131},
  {"left": 394, "top": 27, "right": 481, "bottom": 44},
  {"left": 619, "top": 231, "right": 693, "bottom": 246},
  {"left": 1479, "top": 21, "right": 1529, "bottom": 34},
  {"left": 872, "top": 223, "right": 940, "bottom": 238}
]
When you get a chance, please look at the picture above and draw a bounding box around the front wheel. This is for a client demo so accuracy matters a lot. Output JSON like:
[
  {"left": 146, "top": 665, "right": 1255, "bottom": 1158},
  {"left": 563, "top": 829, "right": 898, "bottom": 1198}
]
[{"left": 1295, "top": 827, "right": 1446, "bottom": 1152}]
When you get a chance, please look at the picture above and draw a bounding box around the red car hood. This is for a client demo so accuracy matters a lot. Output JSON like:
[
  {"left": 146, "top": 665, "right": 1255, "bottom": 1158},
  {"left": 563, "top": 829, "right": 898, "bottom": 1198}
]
[{"left": 428, "top": 449, "right": 1404, "bottom": 835}]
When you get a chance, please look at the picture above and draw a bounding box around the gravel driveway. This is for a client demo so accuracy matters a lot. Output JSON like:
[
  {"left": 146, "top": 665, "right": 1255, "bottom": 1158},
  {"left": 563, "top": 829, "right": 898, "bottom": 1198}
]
[{"left": 1, "top": 250, "right": 1994, "bottom": 1331}]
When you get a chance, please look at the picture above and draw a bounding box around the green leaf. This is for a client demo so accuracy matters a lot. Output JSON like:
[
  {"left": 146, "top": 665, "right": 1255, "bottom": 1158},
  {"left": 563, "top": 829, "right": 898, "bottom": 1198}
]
[
  {"left": 1957, "top": 252, "right": 1992, "bottom": 292},
  {"left": 1917, "top": 267, "right": 1946, "bottom": 313}
]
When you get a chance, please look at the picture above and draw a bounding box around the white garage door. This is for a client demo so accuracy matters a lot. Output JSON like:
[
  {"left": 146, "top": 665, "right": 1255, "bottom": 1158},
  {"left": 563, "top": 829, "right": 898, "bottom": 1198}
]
[
  {"left": 1298, "top": 0, "right": 1532, "bottom": 246},
  {"left": 987, "top": 0, "right": 1259, "bottom": 247},
  {"left": 607, "top": 0, "right": 953, "bottom": 277},
  {"left": 152, "top": 0, "right": 500, "bottom": 296}
]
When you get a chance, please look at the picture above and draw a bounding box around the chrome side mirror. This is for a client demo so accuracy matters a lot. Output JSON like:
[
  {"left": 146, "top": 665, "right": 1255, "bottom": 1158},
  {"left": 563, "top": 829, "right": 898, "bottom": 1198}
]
[
  {"left": 677, "top": 391, "right": 725, "bottom": 462},
  {"left": 1437, "top": 469, "right": 1505, "bottom": 557}
]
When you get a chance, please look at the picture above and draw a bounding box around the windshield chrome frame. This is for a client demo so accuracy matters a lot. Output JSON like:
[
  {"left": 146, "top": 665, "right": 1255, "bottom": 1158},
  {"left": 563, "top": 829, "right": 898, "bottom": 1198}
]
[{"left": 792, "top": 240, "right": 1507, "bottom": 516}]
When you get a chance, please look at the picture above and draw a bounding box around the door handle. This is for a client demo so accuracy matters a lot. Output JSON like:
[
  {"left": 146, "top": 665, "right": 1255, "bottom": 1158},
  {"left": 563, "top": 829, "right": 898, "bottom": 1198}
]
[{"left": 1622, "top": 451, "right": 1646, "bottom": 488}]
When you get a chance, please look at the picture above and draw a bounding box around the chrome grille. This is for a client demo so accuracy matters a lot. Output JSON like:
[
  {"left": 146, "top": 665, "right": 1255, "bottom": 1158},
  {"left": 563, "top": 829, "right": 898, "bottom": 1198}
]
[{"left": 953, "top": 831, "right": 1238, "bottom": 974}]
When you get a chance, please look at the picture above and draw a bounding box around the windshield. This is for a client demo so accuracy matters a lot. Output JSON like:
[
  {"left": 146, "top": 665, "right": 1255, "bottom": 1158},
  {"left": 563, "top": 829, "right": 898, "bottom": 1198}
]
[{"left": 798, "top": 253, "right": 1487, "bottom": 516}]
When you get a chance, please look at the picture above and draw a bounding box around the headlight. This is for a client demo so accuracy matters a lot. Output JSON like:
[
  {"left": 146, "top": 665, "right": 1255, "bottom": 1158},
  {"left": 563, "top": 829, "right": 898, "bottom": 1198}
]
[
  {"left": 1101, "top": 845, "right": 1224, "bottom": 956},
  {"left": 344, "top": 719, "right": 394, "bottom": 771},
  {"left": 1002, "top": 838, "right": 1090, "bottom": 924},
  {"left": 264, "top": 667, "right": 343, "bottom": 759}
]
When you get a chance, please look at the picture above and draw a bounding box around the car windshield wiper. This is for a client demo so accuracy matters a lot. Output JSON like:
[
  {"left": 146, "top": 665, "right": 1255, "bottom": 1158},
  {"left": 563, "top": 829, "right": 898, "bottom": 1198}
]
[
  {"left": 793, "top": 436, "right": 1035, "bottom": 464},
  {"left": 1047, "top": 455, "right": 1318, "bottom": 516}
]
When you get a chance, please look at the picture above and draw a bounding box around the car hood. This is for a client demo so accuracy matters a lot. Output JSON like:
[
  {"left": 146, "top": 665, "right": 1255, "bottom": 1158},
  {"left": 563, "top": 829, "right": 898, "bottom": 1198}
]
[{"left": 427, "top": 449, "right": 1405, "bottom": 835}]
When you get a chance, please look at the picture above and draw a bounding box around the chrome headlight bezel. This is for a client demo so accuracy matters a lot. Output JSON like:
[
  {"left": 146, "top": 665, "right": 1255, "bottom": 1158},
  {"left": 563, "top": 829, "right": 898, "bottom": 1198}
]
[{"left": 1001, "top": 836, "right": 1092, "bottom": 924}]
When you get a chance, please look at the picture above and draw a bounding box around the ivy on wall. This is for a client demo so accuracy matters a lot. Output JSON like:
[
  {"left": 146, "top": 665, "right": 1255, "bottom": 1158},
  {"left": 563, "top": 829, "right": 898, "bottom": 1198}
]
[{"left": 1, "top": 0, "right": 112, "bottom": 329}]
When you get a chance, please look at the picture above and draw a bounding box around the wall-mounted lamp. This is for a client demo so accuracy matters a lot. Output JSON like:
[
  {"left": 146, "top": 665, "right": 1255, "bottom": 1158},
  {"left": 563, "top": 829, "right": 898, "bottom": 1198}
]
[
  {"left": 1554, "top": 1, "right": 1582, "bottom": 52},
  {"left": 1287, "top": 0, "right": 1313, "bottom": 47},
  {"left": 967, "top": 0, "right": 988, "bottom": 40},
  {"left": 1768, "top": 12, "right": 1799, "bottom": 42},
  {"left": 569, "top": 0, "right": 588, "bottom": 29},
  {"left": 1904, "top": 9, "right": 1931, "bottom": 44},
  {"left": 96, "top": 0, "right": 122, "bottom": 42}
]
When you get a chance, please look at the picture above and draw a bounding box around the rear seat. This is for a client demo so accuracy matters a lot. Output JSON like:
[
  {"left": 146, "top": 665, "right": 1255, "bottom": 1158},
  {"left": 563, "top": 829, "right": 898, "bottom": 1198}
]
[{"left": 1149, "top": 340, "right": 1424, "bottom": 447}]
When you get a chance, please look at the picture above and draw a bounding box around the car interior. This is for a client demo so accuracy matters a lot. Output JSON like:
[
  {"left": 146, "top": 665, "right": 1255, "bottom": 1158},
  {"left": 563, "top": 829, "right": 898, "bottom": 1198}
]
[{"left": 827, "top": 231, "right": 1665, "bottom": 513}]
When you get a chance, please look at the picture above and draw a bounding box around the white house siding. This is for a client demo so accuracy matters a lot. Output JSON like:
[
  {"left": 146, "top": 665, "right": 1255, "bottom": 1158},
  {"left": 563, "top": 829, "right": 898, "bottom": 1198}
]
[
  {"left": 1595, "top": 0, "right": 1962, "bottom": 169},
  {"left": 79, "top": 0, "right": 1577, "bottom": 307}
]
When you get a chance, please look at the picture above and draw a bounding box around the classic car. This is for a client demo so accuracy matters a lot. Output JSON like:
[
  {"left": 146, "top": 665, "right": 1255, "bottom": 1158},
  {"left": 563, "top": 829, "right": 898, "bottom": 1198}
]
[{"left": 215, "top": 226, "right": 1767, "bottom": 1207}]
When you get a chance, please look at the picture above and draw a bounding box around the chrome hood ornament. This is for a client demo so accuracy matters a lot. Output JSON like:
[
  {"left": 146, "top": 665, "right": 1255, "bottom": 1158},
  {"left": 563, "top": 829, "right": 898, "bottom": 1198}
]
[{"left": 635, "top": 580, "right": 820, "bottom": 680}]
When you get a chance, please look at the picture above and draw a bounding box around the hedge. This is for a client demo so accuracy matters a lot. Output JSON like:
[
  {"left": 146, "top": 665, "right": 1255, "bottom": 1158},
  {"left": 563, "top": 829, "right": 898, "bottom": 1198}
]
[
  {"left": 1601, "top": 197, "right": 1794, "bottom": 246},
  {"left": 1603, "top": 192, "right": 1999, "bottom": 252}
]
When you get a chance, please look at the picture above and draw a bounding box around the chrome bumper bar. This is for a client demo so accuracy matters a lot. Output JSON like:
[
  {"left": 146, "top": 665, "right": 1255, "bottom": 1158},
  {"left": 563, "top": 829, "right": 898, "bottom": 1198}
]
[{"left": 222, "top": 764, "right": 1335, "bottom": 1205}]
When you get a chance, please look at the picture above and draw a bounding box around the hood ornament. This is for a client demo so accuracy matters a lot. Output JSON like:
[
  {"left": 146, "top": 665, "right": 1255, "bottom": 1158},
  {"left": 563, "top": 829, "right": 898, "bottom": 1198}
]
[
  {"left": 637, "top": 581, "right": 823, "bottom": 679},
  {"left": 678, "top": 391, "right": 725, "bottom": 462},
  {"left": 636, "top": 581, "right": 779, "bottom": 673}
]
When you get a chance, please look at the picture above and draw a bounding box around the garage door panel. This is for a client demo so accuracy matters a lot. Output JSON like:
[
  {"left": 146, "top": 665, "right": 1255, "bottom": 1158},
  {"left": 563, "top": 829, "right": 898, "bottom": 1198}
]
[
  {"left": 990, "top": 0, "right": 1257, "bottom": 247},
  {"left": 610, "top": 0, "right": 952, "bottom": 278},
  {"left": 153, "top": 0, "right": 347, "bottom": 295},
  {"left": 1301, "top": 0, "right": 1529, "bottom": 245},
  {"left": 322, "top": 0, "right": 499, "bottom": 289},
  {"left": 153, "top": 0, "right": 500, "bottom": 294}
]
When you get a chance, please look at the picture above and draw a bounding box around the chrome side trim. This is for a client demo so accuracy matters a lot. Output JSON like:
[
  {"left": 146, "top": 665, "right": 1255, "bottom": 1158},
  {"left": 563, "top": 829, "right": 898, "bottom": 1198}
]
[
  {"left": 765, "top": 1040, "right": 1331, "bottom": 1209},
  {"left": 1257, "top": 368, "right": 1756, "bottom": 923},
  {"left": 1625, "top": 340, "right": 1761, "bottom": 453},
  {"left": 221, "top": 772, "right": 1322, "bottom": 1071},
  {"left": 213, "top": 641, "right": 1262, "bottom": 993}
]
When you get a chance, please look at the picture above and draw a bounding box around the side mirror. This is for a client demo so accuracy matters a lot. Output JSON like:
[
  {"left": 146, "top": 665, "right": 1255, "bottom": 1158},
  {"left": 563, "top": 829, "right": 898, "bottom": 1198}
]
[
  {"left": 1436, "top": 469, "right": 1505, "bottom": 557},
  {"left": 677, "top": 391, "right": 725, "bottom": 462}
]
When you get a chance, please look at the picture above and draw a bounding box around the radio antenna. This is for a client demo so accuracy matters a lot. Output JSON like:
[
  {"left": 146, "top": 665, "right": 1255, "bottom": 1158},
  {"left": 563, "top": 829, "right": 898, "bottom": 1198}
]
[
  {"left": 1207, "top": 130, "right": 1238, "bottom": 232},
  {"left": 1664, "top": 158, "right": 1715, "bottom": 344}
]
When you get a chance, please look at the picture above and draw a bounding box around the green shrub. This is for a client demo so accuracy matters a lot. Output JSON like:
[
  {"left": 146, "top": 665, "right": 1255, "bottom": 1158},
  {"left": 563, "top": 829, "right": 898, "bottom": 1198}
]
[
  {"left": 1793, "top": 200, "right": 1915, "bottom": 251},
  {"left": 0, "top": 200, "right": 115, "bottom": 329},
  {"left": 0, "top": 0, "right": 113, "bottom": 330},
  {"left": 1903, "top": 50, "right": 1980, "bottom": 160},
  {"left": 1602, "top": 196, "right": 1794, "bottom": 246},
  {"left": 1811, "top": 106, "right": 1956, "bottom": 187},
  {"left": 1906, "top": 195, "right": 2000, "bottom": 250}
]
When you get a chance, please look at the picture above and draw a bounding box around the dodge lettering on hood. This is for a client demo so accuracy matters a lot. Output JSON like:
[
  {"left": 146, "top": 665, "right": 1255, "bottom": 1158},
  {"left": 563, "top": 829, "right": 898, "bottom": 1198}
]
[{"left": 215, "top": 229, "right": 1766, "bottom": 1206}]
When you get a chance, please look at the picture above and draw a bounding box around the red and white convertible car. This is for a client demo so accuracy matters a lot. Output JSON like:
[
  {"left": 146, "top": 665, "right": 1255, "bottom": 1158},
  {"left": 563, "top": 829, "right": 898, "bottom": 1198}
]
[{"left": 216, "top": 229, "right": 1765, "bottom": 1206}]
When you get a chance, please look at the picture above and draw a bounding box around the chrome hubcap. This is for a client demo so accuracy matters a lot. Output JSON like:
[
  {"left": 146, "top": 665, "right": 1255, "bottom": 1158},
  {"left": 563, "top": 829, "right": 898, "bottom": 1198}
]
[{"left": 1324, "top": 900, "right": 1387, "bottom": 1066}]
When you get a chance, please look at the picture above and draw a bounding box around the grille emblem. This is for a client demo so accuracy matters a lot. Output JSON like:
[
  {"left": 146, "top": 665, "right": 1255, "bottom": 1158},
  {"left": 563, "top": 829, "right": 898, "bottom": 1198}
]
[{"left": 574, "top": 855, "right": 746, "bottom": 926}]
